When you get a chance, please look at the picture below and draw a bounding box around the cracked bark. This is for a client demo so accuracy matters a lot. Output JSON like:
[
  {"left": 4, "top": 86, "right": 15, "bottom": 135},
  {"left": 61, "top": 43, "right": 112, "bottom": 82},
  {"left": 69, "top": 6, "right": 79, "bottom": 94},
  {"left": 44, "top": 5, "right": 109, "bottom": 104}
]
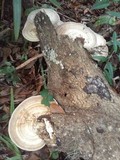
[{"left": 34, "top": 12, "right": 120, "bottom": 160}]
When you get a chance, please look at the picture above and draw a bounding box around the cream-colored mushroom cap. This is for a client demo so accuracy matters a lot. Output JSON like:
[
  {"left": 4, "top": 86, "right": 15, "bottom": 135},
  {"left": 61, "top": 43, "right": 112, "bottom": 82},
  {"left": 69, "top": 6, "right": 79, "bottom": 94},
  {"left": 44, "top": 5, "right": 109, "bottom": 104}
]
[
  {"left": 56, "top": 22, "right": 98, "bottom": 51},
  {"left": 22, "top": 8, "right": 63, "bottom": 42},
  {"left": 22, "top": 22, "right": 38, "bottom": 41},
  {"left": 8, "top": 95, "right": 50, "bottom": 151},
  {"left": 94, "top": 33, "right": 106, "bottom": 47},
  {"left": 56, "top": 22, "right": 108, "bottom": 55}
]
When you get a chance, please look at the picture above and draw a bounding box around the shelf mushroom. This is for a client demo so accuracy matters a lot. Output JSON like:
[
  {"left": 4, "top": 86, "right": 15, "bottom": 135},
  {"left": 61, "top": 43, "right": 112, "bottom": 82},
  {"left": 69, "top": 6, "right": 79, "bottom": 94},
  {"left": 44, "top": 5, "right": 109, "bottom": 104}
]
[
  {"left": 22, "top": 9, "right": 108, "bottom": 58},
  {"left": 56, "top": 22, "right": 108, "bottom": 57},
  {"left": 8, "top": 95, "right": 56, "bottom": 151},
  {"left": 22, "top": 8, "right": 63, "bottom": 42}
]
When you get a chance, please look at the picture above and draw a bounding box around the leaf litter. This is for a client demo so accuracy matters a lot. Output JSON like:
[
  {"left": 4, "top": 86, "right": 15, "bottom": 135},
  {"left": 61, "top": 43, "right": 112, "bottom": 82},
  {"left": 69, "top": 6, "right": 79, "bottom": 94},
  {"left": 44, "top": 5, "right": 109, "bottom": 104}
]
[{"left": 0, "top": 0, "right": 120, "bottom": 160}]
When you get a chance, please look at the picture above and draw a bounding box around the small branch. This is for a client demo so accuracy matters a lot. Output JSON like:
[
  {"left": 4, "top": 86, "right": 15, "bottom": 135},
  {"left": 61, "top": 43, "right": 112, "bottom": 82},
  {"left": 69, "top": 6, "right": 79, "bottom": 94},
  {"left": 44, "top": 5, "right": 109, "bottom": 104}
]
[
  {"left": 58, "top": 12, "right": 76, "bottom": 22},
  {"left": 16, "top": 54, "right": 43, "bottom": 70},
  {"left": 0, "top": 28, "right": 11, "bottom": 38}
]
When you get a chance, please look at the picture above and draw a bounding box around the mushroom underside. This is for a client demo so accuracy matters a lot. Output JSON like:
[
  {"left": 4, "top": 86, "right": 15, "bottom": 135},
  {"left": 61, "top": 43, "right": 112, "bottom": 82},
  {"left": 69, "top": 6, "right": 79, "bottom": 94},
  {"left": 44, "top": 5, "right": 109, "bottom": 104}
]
[{"left": 8, "top": 95, "right": 54, "bottom": 151}]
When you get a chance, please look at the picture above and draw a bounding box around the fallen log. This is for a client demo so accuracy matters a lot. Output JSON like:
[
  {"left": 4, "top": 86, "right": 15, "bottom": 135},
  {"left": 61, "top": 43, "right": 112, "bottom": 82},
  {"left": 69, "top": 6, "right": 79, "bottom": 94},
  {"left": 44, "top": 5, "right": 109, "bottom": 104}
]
[{"left": 34, "top": 12, "right": 120, "bottom": 160}]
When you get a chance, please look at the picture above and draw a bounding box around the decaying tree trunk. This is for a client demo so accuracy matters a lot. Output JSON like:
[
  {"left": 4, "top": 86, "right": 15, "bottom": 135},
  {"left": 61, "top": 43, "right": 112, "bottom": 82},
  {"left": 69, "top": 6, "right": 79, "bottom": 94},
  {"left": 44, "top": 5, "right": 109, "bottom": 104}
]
[{"left": 35, "top": 12, "right": 120, "bottom": 160}]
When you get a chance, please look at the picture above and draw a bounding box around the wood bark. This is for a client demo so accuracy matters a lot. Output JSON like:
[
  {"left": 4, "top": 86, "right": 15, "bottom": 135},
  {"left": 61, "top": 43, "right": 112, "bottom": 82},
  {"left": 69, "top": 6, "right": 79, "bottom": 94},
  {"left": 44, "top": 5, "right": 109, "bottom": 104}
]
[{"left": 34, "top": 12, "right": 120, "bottom": 160}]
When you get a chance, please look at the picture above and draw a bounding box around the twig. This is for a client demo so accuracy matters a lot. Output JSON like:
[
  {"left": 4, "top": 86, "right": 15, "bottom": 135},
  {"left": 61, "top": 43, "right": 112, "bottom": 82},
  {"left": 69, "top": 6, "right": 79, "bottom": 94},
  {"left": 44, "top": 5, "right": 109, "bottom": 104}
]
[
  {"left": 0, "top": 28, "right": 11, "bottom": 37},
  {"left": 58, "top": 12, "right": 76, "bottom": 22},
  {"left": 16, "top": 54, "right": 43, "bottom": 70}
]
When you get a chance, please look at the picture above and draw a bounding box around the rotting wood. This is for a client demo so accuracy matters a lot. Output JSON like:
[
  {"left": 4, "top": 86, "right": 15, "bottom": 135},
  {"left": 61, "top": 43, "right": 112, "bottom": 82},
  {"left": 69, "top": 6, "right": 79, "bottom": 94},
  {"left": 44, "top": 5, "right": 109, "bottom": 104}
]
[{"left": 34, "top": 12, "right": 120, "bottom": 160}]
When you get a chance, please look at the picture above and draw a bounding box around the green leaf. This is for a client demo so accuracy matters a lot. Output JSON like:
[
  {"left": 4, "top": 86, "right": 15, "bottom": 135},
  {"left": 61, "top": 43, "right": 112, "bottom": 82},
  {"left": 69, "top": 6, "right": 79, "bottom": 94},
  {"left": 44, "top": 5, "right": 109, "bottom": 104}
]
[
  {"left": 112, "top": 31, "right": 118, "bottom": 53},
  {"left": 0, "top": 135, "right": 22, "bottom": 158},
  {"left": 49, "top": 0, "right": 61, "bottom": 8},
  {"left": 40, "top": 89, "right": 53, "bottom": 106},
  {"left": 6, "top": 155, "right": 22, "bottom": 160},
  {"left": 40, "top": 88, "right": 49, "bottom": 97},
  {"left": 113, "top": 0, "right": 120, "bottom": 2},
  {"left": 107, "top": 11, "right": 120, "bottom": 19},
  {"left": 91, "top": 0, "right": 110, "bottom": 10},
  {"left": 108, "top": 31, "right": 120, "bottom": 53},
  {"left": 50, "top": 151, "right": 59, "bottom": 160},
  {"left": 21, "top": 54, "right": 28, "bottom": 61},
  {"left": 92, "top": 55, "right": 108, "bottom": 62},
  {"left": 103, "top": 62, "right": 114, "bottom": 85},
  {"left": 10, "top": 87, "right": 15, "bottom": 115},
  {"left": 13, "top": 0, "right": 22, "bottom": 40},
  {"left": 0, "top": 136, "right": 14, "bottom": 150},
  {"left": 0, "top": 61, "right": 20, "bottom": 84},
  {"left": 0, "top": 114, "right": 9, "bottom": 121},
  {"left": 0, "top": 65, "right": 14, "bottom": 75},
  {"left": 103, "top": 69, "right": 113, "bottom": 85},
  {"left": 95, "top": 15, "right": 116, "bottom": 26},
  {"left": 108, "top": 16, "right": 116, "bottom": 25},
  {"left": 5, "top": 61, "right": 12, "bottom": 66},
  {"left": 117, "top": 54, "right": 120, "bottom": 61}
]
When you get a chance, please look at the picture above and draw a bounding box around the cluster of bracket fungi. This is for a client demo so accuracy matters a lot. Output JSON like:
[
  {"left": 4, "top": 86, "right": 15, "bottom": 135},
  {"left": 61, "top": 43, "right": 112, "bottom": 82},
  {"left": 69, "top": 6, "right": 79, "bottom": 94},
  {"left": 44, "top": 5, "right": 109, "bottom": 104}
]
[
  {"left": 8, "top": 8, "right": 109, "bottom": 151},
  {"left": 22, "top": 8, "right": 108, "bottom": 58}
]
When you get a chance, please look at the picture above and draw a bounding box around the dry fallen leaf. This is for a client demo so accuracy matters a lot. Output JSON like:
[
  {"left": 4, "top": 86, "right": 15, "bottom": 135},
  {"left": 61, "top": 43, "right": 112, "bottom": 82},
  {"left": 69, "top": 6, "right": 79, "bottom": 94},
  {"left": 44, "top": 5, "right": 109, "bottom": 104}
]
[{"left": 50, "top": 102, "right": 65, "bottom": 114}]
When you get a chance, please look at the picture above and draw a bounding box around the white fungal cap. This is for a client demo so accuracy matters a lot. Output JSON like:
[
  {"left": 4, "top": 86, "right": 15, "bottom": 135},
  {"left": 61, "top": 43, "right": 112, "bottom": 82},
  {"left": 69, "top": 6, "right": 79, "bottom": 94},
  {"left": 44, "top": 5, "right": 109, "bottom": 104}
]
[
  {"left": 94, "top": 33, "right": 106, "bottom": 47},
  {"left": 22, "top": 8, "right": 63, "bottom": 42},
  {"left": 56, "top": 22, "right": 97, "bottom": 51},
  {"left": 22, "top": 22, "right": 38, "bottom": 41},
  {"left": 22, "top": 9, "right": 108, "bottom": 57},
  {"left": 56, "top": 22, "right": 108, "bottom": 56},
  {"left": 8, "top": 95, "right": 50, "bottom": 151}
]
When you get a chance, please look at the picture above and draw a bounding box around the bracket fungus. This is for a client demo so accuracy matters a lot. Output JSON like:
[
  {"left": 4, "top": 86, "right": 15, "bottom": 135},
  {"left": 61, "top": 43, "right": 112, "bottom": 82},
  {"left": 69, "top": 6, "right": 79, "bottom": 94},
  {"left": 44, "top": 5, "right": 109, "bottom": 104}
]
[
  {"left": 22, "top": 8, "right": 108, "bottom": 57},
  {"left": 22, "top": 8, "right": 63, "bottom": 42},
  {"left": 56, "top": 22, "right": 108, "bottom": 57},
  {"left": 8, "top": 95, "right": 56, "bottom": 151}
]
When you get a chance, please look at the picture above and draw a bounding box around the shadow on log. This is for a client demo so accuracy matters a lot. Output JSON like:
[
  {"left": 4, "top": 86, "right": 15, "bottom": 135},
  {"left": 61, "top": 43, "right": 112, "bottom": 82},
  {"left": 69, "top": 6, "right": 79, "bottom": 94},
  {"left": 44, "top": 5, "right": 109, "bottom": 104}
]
[{"left": 34, "top": 12, "right": 120, "bottom": 160}]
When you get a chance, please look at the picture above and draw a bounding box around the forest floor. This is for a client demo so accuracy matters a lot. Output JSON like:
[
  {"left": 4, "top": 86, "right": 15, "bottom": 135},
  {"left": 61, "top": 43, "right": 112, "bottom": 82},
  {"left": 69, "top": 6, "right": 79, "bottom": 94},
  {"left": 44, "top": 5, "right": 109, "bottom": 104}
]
[{"left": 0, "top": 0, "right": 120, "bottom": 159}]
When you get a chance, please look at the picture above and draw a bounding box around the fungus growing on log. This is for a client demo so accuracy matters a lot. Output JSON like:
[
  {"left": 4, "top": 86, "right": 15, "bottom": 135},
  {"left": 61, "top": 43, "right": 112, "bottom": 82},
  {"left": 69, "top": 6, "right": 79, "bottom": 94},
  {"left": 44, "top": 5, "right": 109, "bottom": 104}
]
[
  {"left": 8, "top": 96, "right": 57, "bottom": 151},
  {"left": 22, "top": 8, "right": 63, "bottom": 42},
  {"left": 56, "top": 22, "right": 108, "bottom": 57},
  {"left": 22, "top": 9, "right": 108, "bottom": 58},
  {"left": 32, "top": 11, "right": 120, "bottom": 160}
]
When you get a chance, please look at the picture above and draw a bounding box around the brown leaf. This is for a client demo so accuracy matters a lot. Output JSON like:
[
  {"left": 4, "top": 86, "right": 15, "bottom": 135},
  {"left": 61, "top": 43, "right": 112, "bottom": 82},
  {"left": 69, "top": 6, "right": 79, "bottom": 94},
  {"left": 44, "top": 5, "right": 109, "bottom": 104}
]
[
  {"left": 35, "top": 74, "right": 43, "bottom": 92},
  {"left": 50, "top": 102, "right": 65, "bottom": 114},
  {"left": 2, "top": 105, "right": 9, "bottom": 114}
]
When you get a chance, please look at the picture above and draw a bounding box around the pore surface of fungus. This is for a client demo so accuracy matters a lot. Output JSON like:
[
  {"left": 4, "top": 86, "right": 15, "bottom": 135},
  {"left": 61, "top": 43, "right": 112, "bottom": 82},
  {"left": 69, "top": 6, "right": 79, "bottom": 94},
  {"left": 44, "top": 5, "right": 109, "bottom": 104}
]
[{"left": 8, "top": 95, "right": 52, "bottom": 151}]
